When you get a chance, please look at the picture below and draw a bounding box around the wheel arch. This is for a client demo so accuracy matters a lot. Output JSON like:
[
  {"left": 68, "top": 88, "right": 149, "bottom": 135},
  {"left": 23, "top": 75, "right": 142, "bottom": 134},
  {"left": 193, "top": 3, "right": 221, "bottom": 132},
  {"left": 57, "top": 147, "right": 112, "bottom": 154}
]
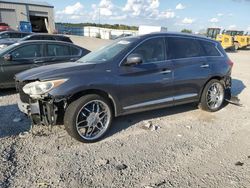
[
  {"left": 199, "top": 76, "right": 225, "bottom": 101},
  {"left": 67, "top": 89, "right": 118, "bottom": 117}
]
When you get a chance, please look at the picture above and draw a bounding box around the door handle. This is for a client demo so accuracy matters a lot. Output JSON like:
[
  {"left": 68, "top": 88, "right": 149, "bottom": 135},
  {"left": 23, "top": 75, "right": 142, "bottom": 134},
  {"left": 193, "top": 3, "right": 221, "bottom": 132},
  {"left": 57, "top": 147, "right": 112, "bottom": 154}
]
[
  {"left": 161, "top": 69, "right": 172, "bottom": 74},
  {"left": 200, "top": 64, "right": 209, "bottom": 68}
]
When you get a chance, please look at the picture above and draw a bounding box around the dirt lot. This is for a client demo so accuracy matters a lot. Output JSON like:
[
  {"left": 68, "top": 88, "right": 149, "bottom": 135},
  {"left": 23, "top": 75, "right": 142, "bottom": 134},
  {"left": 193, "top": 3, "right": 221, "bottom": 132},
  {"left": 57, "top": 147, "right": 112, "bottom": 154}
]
[{"left": 0, "top": 37, "right": 250, "bottom": 188}]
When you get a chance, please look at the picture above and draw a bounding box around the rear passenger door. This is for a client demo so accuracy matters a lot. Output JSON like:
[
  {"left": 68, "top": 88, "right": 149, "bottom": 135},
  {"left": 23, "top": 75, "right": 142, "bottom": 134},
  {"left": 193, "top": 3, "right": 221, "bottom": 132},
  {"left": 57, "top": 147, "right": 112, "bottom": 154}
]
[{"left": 167, "top": 37, "right": 211, "bottom": 103}]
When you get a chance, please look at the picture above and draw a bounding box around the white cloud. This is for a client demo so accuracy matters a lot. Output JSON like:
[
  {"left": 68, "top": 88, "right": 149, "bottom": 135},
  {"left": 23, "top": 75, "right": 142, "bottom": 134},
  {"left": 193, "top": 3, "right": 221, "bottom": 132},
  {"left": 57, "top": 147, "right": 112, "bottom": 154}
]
[
  {"left": 123, "top": 0, "right": 144, "bottom": 16},
  {"left": 217, "top": 13, "right": 223, "bottom": 16},
  {"left": 209, "top": 18, "right": 219, "bottom": 23},
  {"left": 99, "top": 0, "right": 114, "bottom": 16},
  {"left": 247, "top": 26, "right": 250, "bottom": 31},
  {"left": 58, "top": 2, "right": 84, "bottom": 15},
  {"left": 176, "top": 3, "right": 185, "bottom": 10},
  {"left": 182, "top": 17, "right": 194, "bottom": 24},
  {"left": 228, "top": 25, "right": 237, "bottom": 29},
  {"left": 158, "top": 10, "right": 175, "bottom": 19},
  {"left": 111, "top": 15, "right": 128, "bottom": 20}
]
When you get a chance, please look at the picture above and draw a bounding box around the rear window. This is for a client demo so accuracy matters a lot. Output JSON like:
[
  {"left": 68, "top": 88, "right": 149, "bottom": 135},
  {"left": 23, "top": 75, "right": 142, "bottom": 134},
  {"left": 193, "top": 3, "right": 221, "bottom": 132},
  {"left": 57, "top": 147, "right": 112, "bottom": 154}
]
[
  {"left": 201, "top": 41, "right": 221, "bottom": 57},
  {"left": 167, "top": 37, "right": 205, "bottom": 59}
]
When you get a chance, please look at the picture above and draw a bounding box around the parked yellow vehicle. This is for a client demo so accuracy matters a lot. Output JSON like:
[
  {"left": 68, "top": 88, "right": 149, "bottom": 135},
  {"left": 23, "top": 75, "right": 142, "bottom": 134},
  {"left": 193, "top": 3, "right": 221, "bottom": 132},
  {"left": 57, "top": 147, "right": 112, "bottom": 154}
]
[
  {"left": 207, "top": 28, "right": 235, "bottom": 50},
  {"left": 225, "top": 30, "right": 249, "bottom": 50}
]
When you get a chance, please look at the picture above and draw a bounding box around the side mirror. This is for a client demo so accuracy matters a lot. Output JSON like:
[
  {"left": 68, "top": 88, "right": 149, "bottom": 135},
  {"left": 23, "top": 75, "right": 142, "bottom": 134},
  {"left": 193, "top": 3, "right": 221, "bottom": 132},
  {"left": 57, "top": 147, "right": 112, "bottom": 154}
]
[
  {"left": 3, "top": 54, "right": 12, "bottom": 61},
  {"left": 125, "top": 54, "right": 143, "bottom": 66}
]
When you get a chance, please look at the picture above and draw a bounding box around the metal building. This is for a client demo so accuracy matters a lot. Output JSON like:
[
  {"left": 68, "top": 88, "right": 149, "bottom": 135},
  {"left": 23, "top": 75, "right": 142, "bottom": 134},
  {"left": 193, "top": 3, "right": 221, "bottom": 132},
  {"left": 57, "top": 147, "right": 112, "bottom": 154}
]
[{"left": 0, "top": 0, "right": 55, "bottom": 33}]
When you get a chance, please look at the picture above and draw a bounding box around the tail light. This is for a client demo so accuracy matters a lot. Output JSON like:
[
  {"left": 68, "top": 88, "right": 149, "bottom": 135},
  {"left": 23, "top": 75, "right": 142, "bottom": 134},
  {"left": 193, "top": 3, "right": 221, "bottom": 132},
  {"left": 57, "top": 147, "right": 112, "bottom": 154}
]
[{"left": 227, "top": 59, "right": 234, "bottom": 67}]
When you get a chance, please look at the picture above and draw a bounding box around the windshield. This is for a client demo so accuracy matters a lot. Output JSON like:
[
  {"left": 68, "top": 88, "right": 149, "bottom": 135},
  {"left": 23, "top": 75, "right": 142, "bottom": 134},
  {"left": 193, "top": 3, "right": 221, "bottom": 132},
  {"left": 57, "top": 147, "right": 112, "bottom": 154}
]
[{"left": 78, "top": 37, "right": 138, "bottom": 63}]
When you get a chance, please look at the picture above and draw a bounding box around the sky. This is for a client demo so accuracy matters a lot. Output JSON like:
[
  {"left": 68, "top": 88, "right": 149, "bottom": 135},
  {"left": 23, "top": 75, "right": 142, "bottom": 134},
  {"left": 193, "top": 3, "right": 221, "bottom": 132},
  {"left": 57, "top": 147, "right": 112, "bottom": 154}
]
[{"left": 53, "top": 0, "right": 250, "bottom": 32}]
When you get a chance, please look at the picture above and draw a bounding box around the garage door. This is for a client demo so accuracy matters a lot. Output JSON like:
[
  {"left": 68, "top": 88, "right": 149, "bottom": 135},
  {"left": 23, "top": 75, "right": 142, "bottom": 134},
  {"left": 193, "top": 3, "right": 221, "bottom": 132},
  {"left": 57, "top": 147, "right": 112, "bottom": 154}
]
[{"left": 0, "top": 9, "right": 18, "bottom": 30}]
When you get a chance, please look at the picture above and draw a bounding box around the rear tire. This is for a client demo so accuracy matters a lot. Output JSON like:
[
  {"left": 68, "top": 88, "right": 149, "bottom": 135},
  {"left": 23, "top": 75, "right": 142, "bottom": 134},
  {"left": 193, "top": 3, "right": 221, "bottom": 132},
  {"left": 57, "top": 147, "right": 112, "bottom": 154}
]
[
  {"left": 199, "top": 79, "right": 225, "bottom": 112},
  {"left": 64, "top": 94, "right": 113, "bottom": 143}
]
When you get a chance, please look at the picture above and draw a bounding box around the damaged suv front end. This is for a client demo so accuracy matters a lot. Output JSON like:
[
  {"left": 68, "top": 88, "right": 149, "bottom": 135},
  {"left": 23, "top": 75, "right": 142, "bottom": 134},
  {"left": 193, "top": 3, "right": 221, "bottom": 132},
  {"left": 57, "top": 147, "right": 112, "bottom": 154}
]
[{"left": 16, "top": 79, "right": 68, "bottom": 126}]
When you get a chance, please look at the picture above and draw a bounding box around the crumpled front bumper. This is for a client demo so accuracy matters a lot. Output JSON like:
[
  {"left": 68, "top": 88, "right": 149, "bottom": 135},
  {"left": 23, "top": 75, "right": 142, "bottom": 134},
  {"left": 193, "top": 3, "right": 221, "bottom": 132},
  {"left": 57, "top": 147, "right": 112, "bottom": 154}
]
[{"left": 17, "top": 99, "right": 58, "bottom": 126}]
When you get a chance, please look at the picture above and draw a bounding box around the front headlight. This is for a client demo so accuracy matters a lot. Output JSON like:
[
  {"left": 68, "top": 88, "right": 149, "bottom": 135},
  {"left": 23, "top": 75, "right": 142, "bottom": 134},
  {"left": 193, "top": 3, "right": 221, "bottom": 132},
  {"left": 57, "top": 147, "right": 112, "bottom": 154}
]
[{"left": 23, "top": 79, "right": 68, "bottom": 97}]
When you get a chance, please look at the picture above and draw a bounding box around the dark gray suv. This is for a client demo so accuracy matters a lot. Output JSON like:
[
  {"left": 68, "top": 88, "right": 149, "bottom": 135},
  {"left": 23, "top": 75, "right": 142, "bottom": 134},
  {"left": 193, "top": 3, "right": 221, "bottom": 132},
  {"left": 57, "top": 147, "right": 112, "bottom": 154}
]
[{"left": 15, "top": 32, "right": 233, "bottom": 143}]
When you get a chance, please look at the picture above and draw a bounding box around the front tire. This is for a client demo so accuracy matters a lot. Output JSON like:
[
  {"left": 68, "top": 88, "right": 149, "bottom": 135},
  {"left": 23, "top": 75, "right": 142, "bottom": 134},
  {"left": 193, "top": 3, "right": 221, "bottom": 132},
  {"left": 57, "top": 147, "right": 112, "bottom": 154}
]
[
  {"left": 64, "top": 94, "right": 113, "bottom": 143},
  {"left": 199, "top": 79, "right": 225, "bottom": 112}
]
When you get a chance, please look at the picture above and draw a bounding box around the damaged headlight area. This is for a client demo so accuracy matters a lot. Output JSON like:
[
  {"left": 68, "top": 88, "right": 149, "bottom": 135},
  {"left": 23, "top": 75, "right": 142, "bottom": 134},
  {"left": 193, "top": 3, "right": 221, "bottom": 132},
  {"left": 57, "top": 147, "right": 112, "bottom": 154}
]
[{"left": 23, "top": 79, "right": 68, "bottom": 98}]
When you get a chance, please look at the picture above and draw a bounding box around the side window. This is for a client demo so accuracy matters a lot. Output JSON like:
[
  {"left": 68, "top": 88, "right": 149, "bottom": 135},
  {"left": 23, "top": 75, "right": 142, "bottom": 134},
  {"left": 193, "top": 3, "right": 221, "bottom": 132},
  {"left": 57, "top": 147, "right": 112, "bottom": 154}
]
[
  {"left": 132, "top": 38, "right": 165, "bottom": 64},
  {"left": 0, "top": 33, "right": 10, "bottom": 39},
  {"left": 27, "top": 36, "right": 41, "bottom": 40},
  {"left": 42, "top": 36, "right": 56, "bottom": 40},
  {"left": 71, "top": 46, "right": 81, "bottom": 56},
  {"left": 11, "top": 44, "right": 42, "bottom": 60},
  {"left": 9, "top": 33, "right": 21, "bottom": 38},
  {"left": 201, "top": 41, "right": 221, "bottom": 57},
  {"left": 61, "top": 37, "right": 73, "bottom": 43},
  {"left": 167, "top": 37, "right": 204, "bottom": 59},
  {"left": 47, "top": 44, "right": 70, "bottom": 57}
]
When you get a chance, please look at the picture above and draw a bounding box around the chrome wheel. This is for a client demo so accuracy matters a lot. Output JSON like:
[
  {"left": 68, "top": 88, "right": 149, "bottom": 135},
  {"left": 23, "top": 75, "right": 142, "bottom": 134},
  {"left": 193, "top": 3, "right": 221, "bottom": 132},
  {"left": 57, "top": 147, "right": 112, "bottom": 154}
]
[
  {"left": 76, "top": 100, "right": 111, "bottom": 141},
  {"left": 206, "top": 82, "right": 224, "bottom": 110}
]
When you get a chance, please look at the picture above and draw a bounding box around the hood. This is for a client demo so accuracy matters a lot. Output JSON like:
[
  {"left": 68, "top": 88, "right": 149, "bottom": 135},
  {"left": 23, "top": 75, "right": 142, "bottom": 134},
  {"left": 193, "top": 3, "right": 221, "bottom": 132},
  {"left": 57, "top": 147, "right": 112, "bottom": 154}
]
[{"left": 15, "top": 62, "right": 96, "bottom": 81}]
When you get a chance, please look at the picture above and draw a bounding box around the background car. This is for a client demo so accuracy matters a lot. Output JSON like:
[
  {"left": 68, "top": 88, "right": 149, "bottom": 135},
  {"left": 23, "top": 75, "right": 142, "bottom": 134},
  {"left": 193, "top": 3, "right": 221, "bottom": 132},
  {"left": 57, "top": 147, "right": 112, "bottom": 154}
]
[
  {"left": 0, "top": 33, "right": 73, "bottom": 50},
  {"left": 0, "top": 31, "right": 31, "bottom": 40},
  {"left": 0, "top": 23, "right": 10, "bottom": 31},
  {"left": 0, "top": 40, "right": 90, "bottom": 88}
]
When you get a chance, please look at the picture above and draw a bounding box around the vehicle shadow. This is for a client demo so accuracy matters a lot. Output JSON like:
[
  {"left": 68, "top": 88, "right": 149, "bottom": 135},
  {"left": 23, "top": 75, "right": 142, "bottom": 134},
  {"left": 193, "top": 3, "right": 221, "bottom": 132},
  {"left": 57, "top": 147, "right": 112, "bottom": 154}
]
[
  {"left": 0, "top": 88, "right": 17, "bottom": 97},
  {"left": 106, "top": 103, "right": 197, "bottom": 139},
  {"left": 231, "top": 79, "right": 246, "bottom": 96},
  {"left": 0, "top": 104, "right": 30, "bottom": 139},
  {"left": 106, "top": 78, "right": 246, "bottom": 140}
]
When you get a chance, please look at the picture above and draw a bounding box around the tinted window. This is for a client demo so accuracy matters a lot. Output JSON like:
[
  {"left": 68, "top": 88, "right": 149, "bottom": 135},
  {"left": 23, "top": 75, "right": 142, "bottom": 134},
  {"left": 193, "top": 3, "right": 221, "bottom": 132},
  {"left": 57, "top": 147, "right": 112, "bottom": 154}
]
[
  {"left": 11, "top": 44, "right": 42, "bottom": 60},
  {"left": 202, "top": 41, "right": 221, "bottom": 56},
  {"left": 167, "top": 37, "right": 204, "bottom": 59},
  {"left": 26, "top": 36, "right": 41, "bottom": 40},
  {"left": 41, "top": 36, "right": 56, "bottom": 40},
  {"left": 0, "top": 33, "right": 10, "bottom": 39},
  {"left": 9, "top": 33, "right": 22, "bottom": 38},
  {"left": 132, "top": 37, "right": 165, "bottom": 63},
  {"left": 47, "top": 44, "right": 70, "bottom": 56},
  {"left": 71, "top": 46, "right": 81, "bottom": 56},
  {"left": 59, "top": 37, "right": 72, "bottom": 43}
]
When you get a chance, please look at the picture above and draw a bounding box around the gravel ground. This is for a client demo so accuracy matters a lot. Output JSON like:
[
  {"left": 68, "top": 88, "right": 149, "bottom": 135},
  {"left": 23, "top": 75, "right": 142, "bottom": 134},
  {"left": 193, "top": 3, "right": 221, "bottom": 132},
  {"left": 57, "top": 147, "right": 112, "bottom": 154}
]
[{"left": 0, "top": 39, "right": 250, "bottom": 187}]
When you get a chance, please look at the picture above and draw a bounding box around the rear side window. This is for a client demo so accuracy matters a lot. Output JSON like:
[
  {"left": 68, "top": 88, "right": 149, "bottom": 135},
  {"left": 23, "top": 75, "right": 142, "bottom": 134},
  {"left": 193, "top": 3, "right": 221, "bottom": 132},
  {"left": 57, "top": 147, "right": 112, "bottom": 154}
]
[
  {"left": 201, "top": 41, "right": 221, "bottom": 57},
  {"left": 167, "top": 37, "right": 204, "bottom": 59},
  {"left": 132, "top": 37, "right": 165, "bottom": 64},
  {"left": 71, "top": 46, "right": 81, "bottom": 56},
  {"left": 42, "top": 36, "right": 56, "bottom": 40},
  {"left": 47, "top": 44, "right": 70, "bottom": 56},
  {"left": 60, "top": 37, "right": 73, "bottom": 43}
]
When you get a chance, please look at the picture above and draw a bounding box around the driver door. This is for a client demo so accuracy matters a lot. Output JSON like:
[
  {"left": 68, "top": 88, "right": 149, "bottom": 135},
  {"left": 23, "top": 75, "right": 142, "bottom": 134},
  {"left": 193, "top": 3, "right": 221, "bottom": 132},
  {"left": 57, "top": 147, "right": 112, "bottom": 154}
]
[
  {"left": 117, "top": 37, "right": 174, "bottom": 113},
  {"left": 0, "top": 44, "right": 44, "bottom": 88}
]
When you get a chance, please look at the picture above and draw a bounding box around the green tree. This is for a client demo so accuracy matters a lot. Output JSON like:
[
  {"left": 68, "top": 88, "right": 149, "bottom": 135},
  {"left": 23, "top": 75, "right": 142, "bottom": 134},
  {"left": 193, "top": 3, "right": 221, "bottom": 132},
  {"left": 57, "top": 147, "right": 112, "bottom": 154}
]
[{"left": 181, "top": 29, "right": 192, "bottom": 34}]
